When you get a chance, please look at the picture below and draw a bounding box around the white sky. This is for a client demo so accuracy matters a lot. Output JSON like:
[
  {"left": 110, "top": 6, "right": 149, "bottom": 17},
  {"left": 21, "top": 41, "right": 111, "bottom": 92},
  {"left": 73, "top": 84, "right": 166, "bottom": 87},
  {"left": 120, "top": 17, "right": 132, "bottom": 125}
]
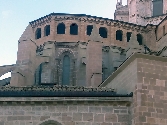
[{"left": 0, "top": 0, "right": 127, "bottom": 79}]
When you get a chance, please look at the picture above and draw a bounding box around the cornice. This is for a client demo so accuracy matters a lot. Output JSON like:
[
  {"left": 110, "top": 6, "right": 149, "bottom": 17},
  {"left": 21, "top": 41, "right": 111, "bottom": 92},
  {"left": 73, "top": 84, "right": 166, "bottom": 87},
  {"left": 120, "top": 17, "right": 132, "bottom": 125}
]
[{"left": 29, "top": 13, "right": 156, "bottom": 33}]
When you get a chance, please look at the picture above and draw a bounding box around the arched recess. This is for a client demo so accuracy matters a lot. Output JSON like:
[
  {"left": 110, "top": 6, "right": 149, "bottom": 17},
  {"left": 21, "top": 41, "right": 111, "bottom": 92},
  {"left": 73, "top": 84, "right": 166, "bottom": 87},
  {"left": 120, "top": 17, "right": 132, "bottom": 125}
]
[
  {"left": 39, "top": 120, "right": 62, "bottom": 125},
  {"left": 34, "top": 62, "right": 51, "bottom": 85},
  {"left": 99, "top": 27, "right": 107, "bottom": 38},
  {"left": 62, "top": 55, "right": 70, "bottom": 85},
  {"left": 57, "top": 23, "right": 65, "bottom": 34},
  {"left": 126, "top": 32, "right": 132, "bottom": 42},
  {"left": 35, "top": 28, "right": 41, "bottom": 39},
  {"left": 56, "top": 49, "right": 76, "bottom": 86},
  {"left": 137, "top": 34, "right": 143, "bottom": 45},
  {"left": 87, "top": 25, "right": 93, "bottom": 35},
  {"left": 70, "top": 23, "right": 78, "bottom": 35},
  {"left": 102, "top": 62, "right": 107, "bottom": 82},
  {"left": 116, "top": 30, "right": 123, "bottom": 41},
  {"left": 44, "top": 25, "right": 50, "bottom": 36}
]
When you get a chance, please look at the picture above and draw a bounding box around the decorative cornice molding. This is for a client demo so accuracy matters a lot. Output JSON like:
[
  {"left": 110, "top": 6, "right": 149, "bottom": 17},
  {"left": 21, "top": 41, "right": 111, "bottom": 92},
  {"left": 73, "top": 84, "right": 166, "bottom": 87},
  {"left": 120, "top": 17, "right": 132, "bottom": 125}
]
[
  {"left": 29, "top": 14, "right": 52, "bottom": 28},
  {"left": 29, "top": 13, "right": 156, "bottom": 32}
]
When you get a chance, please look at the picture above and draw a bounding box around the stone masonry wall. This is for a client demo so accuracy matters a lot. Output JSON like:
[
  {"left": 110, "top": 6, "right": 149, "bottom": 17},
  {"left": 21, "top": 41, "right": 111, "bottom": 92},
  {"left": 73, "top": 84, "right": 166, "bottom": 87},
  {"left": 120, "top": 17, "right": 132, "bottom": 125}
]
[
  {"left": 105, "top": 59, "right": 137, "bottom": 95},
  {"left": 132, "top": 57, "right": 167, "bottom": 124},
  {"left": 0, "top": 97, "right": 131, "bottom": 125},
  {"left": 103, "top": 53, "right": 167, "bottom": 125}
]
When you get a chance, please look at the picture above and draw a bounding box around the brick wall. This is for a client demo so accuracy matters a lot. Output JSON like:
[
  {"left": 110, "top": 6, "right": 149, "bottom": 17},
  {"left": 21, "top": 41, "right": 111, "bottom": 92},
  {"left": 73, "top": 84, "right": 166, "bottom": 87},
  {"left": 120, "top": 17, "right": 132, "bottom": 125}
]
[{"left": 0, "top": 97, "right": 131, "bottom": 125}]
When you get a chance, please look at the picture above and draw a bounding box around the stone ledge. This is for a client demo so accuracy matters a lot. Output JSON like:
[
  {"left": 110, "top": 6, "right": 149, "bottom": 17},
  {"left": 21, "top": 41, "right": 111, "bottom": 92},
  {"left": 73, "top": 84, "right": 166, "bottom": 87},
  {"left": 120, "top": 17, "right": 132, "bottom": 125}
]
[{"left": 0, "top": 97, "right": 132, "bottom": 101}]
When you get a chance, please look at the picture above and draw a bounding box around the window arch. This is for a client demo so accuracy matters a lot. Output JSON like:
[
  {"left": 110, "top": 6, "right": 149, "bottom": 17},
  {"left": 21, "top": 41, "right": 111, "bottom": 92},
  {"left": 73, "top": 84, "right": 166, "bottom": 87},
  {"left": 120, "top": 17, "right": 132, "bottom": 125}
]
[
  {"left": 116, "top": 30, "right": 123, "bottom": 41},
  {"left": 57, "top": 23, "right": 65, "bottom": 34},
  {"left": 39, "top": 120, "right": 62, "bottom": 125},
  {"left": 126, "top": 32, "right": 132, "bottom": 42},
  {"left": 35, "top": 28, "right": 41, "bottom": 39},
  {"left": 44, "top": 25, "right": 50, "bottom": 36},
  {"left": 137, "top": 34, "right": 143, "bottom": 45},
  {"left": 99, "top": 27, "right": 107, "bottom": 38},
  {"left": 62, "top": 55, "right": 70, "bottom": 85},
  {"left": 87, "top": 25, "right": 93, "bottom": 36},
  {"left": 70, "top": 23, "right": 78, "bottom": 35}
]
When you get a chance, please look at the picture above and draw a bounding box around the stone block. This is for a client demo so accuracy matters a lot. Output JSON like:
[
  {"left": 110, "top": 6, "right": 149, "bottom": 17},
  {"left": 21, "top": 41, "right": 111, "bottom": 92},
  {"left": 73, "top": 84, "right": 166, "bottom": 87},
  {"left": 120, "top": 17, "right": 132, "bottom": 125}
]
[
  {"left": 94, "top": 114, "right": 104, "bottom": 123},
  {"left": 73, "top": 113, "right": 82, "bottom": 121},
  {"left": 105, "top": 113, "right": 117, "bottom": 122},
  {"left": 83, "top": 113, "right": 93, "bottom": 121},
  {"left": 89, "top": 107, "right": 101, "bottom": 113}
]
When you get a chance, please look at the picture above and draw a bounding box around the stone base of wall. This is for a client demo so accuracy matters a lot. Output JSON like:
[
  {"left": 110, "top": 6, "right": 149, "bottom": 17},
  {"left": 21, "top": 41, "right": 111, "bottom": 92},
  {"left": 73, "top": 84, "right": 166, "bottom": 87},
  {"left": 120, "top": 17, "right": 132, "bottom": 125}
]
[{"left": 0, "top": 97, "right": 132, "bottom": 125}]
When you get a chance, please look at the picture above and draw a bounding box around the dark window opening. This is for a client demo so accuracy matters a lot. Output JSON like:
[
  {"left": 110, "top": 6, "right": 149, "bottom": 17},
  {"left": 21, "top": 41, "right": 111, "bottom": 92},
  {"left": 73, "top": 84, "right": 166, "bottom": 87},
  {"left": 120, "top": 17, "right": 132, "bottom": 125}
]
[
  {"left": 35, "top": 63, "right": 42, "bottom": 85},
  {"left": 137, "top": 34, "right": 143, "bottom": 45},
  {"left": 99, "top": 27, "right": 107, "bottom": 38},
  {"left": 163, "top": 25, "right": 166, "bottom": 36},
  {"left": 62, "top": 55, "right": 70, "bottom": 85},
  {"left": 102, "top": 67, "right": 107, "bottom": 82},
  {"left": 70, "top": 23, "right": 78, "bottom": 35},
  {"left": 126, "top": 32, "right": 132, "bottom": 42},
  {"left": 44, "top": 25, "right": 50, "bottom": 36},
  {"left": 35, "top": 28, "right": 41, "bottom": 39},
  {"left": 57, "top": 23, "right": 65, "bottom": 34},
  {"left": 116, "top": 30, "right": 123, "bottom": 41},
  {"left": 87, "top": 25, "right": 93, "bottom": 35}
]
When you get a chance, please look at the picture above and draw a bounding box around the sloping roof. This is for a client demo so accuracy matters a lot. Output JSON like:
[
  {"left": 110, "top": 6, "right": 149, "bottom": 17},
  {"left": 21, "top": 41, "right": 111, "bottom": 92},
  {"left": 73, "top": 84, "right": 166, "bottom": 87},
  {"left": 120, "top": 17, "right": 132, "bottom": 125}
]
[
  {"left": 0, "top": 85, "right": 133, "bottom": 97},
  {"left": 0, "top": 77, "right": 10, "bottom": 86}
]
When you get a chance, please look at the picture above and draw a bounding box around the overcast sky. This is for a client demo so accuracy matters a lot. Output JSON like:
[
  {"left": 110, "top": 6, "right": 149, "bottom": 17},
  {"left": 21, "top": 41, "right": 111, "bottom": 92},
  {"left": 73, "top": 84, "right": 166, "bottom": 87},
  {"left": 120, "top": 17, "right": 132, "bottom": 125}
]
[{"left": 0, "top": 0, "right": 127, "bottom": 79}]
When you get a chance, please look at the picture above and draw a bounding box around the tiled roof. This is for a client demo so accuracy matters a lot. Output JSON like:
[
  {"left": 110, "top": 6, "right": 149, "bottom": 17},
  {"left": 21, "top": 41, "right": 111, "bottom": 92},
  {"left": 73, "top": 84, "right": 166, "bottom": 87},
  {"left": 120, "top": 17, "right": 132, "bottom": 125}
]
[{"left": 0, "top": 85, "right": 133, "bottom": 97}]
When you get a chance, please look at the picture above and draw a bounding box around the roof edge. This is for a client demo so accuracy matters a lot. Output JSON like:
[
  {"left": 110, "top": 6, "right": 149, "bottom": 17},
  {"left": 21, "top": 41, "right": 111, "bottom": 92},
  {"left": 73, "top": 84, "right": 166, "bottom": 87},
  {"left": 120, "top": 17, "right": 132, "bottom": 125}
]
[{"left": 100, "top": 52, "right": 167, "bottom": 87}]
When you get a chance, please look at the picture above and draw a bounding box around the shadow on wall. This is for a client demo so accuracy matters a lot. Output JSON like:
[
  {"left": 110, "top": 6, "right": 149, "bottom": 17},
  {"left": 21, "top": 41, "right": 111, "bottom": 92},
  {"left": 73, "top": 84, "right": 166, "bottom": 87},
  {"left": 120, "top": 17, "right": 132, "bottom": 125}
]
[{"left": 39, "top": 120, "right": 62, "bottom": 125}]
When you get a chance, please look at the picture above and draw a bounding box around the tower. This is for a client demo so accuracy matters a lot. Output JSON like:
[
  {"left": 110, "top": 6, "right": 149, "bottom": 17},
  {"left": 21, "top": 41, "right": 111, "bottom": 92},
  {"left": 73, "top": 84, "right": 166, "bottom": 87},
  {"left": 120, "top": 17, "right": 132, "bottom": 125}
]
[
  {"left": 114, "top": 0, "right": 129, "bottom": 22},
  {"left": 128, "top": 0, "right": 152, "bottom": 25},
  {"left": 116, "top": 0, "right": 123, "bottom": 9},
  {"left": 153, "top": 0, "right": 163, "bottom": 16},
  {"left": 163, "top": 0, "right": 167, "bottom": 14}
]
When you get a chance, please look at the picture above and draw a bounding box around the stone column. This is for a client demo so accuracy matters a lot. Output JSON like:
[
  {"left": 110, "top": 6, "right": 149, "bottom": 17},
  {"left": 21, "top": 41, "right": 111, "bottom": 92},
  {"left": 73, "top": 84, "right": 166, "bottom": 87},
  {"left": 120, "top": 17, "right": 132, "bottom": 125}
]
[
  {"left": 86, "top": 25, "right": 103, "bottom": 87},
  {"left": 126, "top": 33, "right": 144, "bottom": 59}
]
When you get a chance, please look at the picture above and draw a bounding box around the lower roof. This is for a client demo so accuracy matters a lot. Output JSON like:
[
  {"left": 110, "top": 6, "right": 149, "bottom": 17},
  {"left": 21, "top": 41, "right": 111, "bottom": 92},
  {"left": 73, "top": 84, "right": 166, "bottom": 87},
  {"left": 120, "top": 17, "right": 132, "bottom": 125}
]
[{"left": 0, "top": 85, "right": 132, "bottom": 97}]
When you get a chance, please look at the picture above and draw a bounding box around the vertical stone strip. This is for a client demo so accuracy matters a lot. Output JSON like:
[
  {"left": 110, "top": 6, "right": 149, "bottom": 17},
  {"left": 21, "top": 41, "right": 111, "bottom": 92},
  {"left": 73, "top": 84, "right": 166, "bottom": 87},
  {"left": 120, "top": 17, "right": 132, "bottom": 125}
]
[
  {"left": 86, "top": 25, "right": 102, "bottom": 87},
  {"left": 11, "top": 25, "right": 36, "bottom": 86}
]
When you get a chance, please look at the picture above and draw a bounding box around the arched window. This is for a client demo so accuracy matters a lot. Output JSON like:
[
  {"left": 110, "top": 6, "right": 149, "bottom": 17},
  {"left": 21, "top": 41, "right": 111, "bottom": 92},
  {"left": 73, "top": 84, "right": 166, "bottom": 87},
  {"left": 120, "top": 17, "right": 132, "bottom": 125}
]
[
  {"left": 35, "top": 28, "right": 41, "bottom": 39},
  {"left": 62, "top": 55, "right": 70, "bottom": 85},
  {"left": 137, "top": 34, "right": 143, "bottom": 45},
  {"left": 116, "top": 30, "right": 123, "bottom": 41},
  {"left": 70, "top": 23, "right": 78, "bottom": 35},
  {"left": 126, "top": 32, "right": 132, "bottom": 42},
  {"left": 35, "top": 63, "right": 42, "bottom": 85},
  {"left": 57, "top": 23, "right": 65, "bottom": 34},
  {"left": 87, "top": 25, "right": 93, "bottom": 35},
  {"left": 99, "top": 27, "right": 107, "bottom": 38},
  {"left": 44, "top": 25, "right": 50, "bottom": 36}
]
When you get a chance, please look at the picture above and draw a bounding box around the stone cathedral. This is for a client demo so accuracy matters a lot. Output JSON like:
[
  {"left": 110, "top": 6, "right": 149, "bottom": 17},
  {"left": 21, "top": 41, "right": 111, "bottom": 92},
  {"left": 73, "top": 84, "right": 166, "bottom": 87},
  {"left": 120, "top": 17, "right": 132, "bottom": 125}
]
[{"left": 0, "top": 0, "right": 167, "bottom": 124}]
